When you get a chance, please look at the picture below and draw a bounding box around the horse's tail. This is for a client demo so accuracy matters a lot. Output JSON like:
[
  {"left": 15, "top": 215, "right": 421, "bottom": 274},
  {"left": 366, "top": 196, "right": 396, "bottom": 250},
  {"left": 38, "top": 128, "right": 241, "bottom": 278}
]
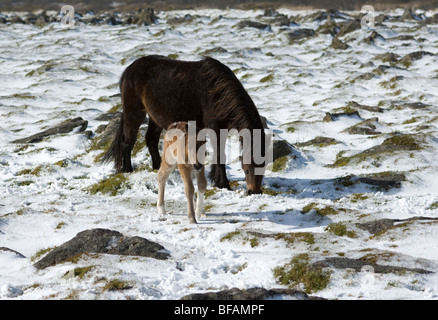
[
  {"left": 101, "top": 70, "right": 127, "bottom": 172},
  {"left": 100, "top": 113, "right": 124, "bottom": 172}
]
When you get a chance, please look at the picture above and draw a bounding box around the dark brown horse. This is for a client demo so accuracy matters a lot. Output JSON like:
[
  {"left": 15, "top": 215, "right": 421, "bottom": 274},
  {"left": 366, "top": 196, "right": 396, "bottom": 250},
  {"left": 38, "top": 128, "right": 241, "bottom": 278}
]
[{"left": 102, "top": 55, "right": 266, "bottom": 194}]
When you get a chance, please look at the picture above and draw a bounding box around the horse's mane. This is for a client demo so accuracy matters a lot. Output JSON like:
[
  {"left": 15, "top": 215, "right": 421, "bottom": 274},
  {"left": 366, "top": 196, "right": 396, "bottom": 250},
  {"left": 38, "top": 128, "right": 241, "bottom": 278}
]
[{"left": 200, "top": 57, "right": 264, "bottom": 132}]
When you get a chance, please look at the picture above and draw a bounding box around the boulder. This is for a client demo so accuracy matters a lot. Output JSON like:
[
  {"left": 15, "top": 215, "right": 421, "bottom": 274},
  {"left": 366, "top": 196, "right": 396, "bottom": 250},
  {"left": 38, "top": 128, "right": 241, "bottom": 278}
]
[
  {"left": 12, "top": 117, "right": 88, "bottom": 144},
  {"left": 399, "top": 51, "right": 435, "bottom": 66},
  {"left": 331, "top": 36, "right": 350, "bottom": 50},
  {"left": 33, "top": 228, "right": 170, "bottom": 269},
  {"left": 180, "top": 287, "right": 322, "bottom": 300},
  {"left": 362, "top": 31, "right": 385, "bottom": 45},
  {"left": 337, "top": 19, "right": 361, "bottom": 37},
  {"left": 286, "top": 28, "right": 316, "bottom": 42},
  {"left": 135, "top": 8, "right": 158, "bottom": 25},
  {"left": 312, "top": 257, "right": 432, "bottom": 274},
  {"left": 236, "top": 20, "right": 271, "bottom": 31},
  {"left": 272, "top": 139, "right": 294, "bottom": 161}
]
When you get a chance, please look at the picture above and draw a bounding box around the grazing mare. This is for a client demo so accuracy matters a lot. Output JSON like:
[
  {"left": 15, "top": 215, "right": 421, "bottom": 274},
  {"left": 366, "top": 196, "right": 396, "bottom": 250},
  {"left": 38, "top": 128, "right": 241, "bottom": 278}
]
[
  {"left": 102, "top": 55, "right": 266, "bottom": 194},
  {"left": 157, "top": 121, "right": 207, "bottom": 224}
]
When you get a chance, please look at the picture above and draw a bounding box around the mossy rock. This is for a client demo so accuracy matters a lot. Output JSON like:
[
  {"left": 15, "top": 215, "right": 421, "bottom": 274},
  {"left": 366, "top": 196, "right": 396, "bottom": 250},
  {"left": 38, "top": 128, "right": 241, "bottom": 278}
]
[
  {"left": 273, "top": 253, "right": 331, "bottom": 294},
  {"left": 329, "top": 134, "right": 424, "bottom": 167}
]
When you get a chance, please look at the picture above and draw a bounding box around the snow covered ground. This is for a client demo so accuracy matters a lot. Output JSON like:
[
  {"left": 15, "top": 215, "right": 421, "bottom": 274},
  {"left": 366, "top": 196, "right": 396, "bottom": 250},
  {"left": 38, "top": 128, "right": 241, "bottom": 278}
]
[{"left": 1, "top": 8, "right": 438, "bottom": 300}]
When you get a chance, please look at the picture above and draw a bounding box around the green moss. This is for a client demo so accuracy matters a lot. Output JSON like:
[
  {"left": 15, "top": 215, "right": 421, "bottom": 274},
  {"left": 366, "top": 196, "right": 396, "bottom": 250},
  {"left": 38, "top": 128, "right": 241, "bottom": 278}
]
[
  {"left": 286, "top": 126, "right": 295, "bottom": 133},
  {"left": 325, "top": 222, "right": 356, "bottom": 238},
  {"left": 220, "top": 230, "right": 241, "bottom": 242},
  {"left": 350, "top": 193, "right": 371, "bottom": 203},
  {"left": 261, "top": 187, "right": 282, "bottom": 196},
  {"left": 204, "top": 188, "right": 218, "bottom": 198},
  {"left": 302, "top": 203, "right": 339, "bottom": 216},
  {"left": 260, "top": 74, "right": 274, "bottom": 83},
  {"left": 273, "top": 253, "right": 331, "bottom": 294},
  {"left": 72, "top": 266, "right": 94, "bottom": 279},
  {"left": 382, "top": 134, "right": 421, "bottom": 150},
  {"left": 88, "top": 174, "right": 128, "bottom": 196},
  {"left": 31, "top": 247, "right": 55, "bottom": 262},
  {"left": 271, "top": 156, "right": 289, "bottom": 172},
  {"left": 275, "top": 232, "right": 315, "bottom": 245},
  {"left": 329, "top": 134, "right": 423, "bottom": 168},
  {"left": 103, "top": 279, "right": 133, "bottom": 291},
  {"left": 249, "top": 238, "right": 259, "bottom": 248},
  {"left": 428, "top": 201, "right": 438, "bottom": 210}
]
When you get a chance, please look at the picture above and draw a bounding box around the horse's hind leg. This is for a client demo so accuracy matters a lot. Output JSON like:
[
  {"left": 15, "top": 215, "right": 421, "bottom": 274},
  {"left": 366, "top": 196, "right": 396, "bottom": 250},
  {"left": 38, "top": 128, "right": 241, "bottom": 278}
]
[
  {"left": 121, "top": 96, "right": 146, "bottom": 172},
  {"left": 146, "top": 119, "right": 163, "bottom": 170}
]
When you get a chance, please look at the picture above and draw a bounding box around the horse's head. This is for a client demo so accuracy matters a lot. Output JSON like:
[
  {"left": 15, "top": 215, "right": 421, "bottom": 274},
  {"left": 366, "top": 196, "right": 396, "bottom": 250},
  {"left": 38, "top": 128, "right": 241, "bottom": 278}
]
[{"left": 242, "top": 162, "right": 264, "bottom": 195}]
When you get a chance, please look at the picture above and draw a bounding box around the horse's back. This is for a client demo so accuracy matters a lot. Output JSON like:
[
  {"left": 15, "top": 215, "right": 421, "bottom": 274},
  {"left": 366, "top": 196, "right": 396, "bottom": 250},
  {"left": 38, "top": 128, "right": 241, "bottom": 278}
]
[{"left": 121, "top": 55, "right": 208, "bottom": 128}]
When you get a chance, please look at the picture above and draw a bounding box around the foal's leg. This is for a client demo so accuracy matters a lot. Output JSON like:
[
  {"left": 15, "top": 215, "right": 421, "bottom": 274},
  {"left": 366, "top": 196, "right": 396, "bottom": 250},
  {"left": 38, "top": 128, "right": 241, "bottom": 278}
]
[
  {"left": 179, "top": 165, "right": 197, "bottom": 224},
  {"left": 195, "top": 166, "right": 207, "bottom": 219},
  {"left": 157, "top": 162, "right": 175, "bottom": 215},
  {"left": 146, "top": 119, "right": 163, "bottom": 170}
]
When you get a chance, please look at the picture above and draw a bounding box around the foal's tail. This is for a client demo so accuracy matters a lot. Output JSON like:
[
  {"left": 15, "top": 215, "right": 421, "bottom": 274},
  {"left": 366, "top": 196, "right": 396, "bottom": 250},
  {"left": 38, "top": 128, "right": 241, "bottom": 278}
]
[{"left": 100, "top": 112, "right": 124, "bottom": 173}]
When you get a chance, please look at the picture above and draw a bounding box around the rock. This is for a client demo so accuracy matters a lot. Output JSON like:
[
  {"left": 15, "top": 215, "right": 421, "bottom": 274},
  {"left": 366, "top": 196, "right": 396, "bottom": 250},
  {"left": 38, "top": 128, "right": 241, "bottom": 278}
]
[
  {"left": 286, "top": 28, "right": 316, "bottom": 42},
  {"left": 135, "top": 8, "right": 158, "bottom": 25},
  {"left": 360, "top": 134, "right": 422, "bottom": 156},
  {"left": 0, "top": 247, "right": 25, "bottom": 258},
  {"left": 201, "top": 47, "right": 229, "bottom": 56},
  {"left": 296, "top": 136, "right": 338, "bottom": 147},
  {"left": 316, "top": 16, "right": 338, "bottom": 35},
  {"left": 362, "top": 31, "right": 385, "bottom": 45},
  {"left": 312, "top": 257, "right": 432, "bottom": 274},
  {"left": 357, "top": 216, "right": 438, "bottom": 235},
  {"left": 399, "top": 51, "right": 435, "bottom": 66},
  {"left": 348, "top": 101, "right": 384, "bottom": 113},
  {"left": 401, "top": 8, "right": 420, "bottom": 21},
  {"left": 1, "top": 284, "right": 24, "bottom": 298},
  {"left": 337, "top": 19, "right": 361, "bottom": 37},
  {"left": 236, "top": 20, "right": 271, "bottom": 31},
  {"left": 180, "top": 287, "right": 322, "bottom": 300},
  {"left": 167, "top": 14, "right": 194, "bottom": 25},
  {"left": 92, "top": 112, "right": 122, "bottom": 148},
  {"left": 392, "top": 102, "right": 429, "bottom": 110},
  {"left": 359, "top": 172, "right": 406, "bottom": 187},
  {"left": 354, "top": 72, "right": 376, "bottom": 81},
  {"left": 374, "top": 52, "right": 400, "bottom": 63},
  {"left": 12, "top": 117, "right": 88, "bottom": 144},
  {"left": 272, "top": 139, "right": 294, "bottom": 161},
  {"left": 344, "top": 118, "right": 382, "bottom": 135},
  {"left": 390, "top": 34, "right": 416, "bottom": 41},
  {"left": 331, "top": 36, "right": 350, "bottom": 50},
  {"left": 33, "top": 228, "right": 170, "bottom": 269},
  {"left": 323, "top": 111, "right": 361, "bottom": 122}
]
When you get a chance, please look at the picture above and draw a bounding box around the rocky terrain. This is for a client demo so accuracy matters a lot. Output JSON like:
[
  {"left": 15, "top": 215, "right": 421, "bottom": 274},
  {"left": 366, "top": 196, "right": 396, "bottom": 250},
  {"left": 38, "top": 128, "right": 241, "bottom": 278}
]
[{"left": 0, "top": 7, "right": 438, "bottom": 299}]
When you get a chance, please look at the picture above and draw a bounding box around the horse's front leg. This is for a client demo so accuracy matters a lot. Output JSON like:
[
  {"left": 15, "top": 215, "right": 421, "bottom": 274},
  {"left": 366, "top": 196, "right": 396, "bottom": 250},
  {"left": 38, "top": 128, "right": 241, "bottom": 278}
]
[{"left": 208, "top": 129, "right": 230, "bottom": 190}]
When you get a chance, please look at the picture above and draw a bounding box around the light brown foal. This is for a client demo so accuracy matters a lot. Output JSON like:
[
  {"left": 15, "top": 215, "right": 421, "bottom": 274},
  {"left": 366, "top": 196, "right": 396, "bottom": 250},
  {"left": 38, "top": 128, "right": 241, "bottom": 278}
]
[{"left": 157, "top": 122, "right": 207, "bottom": 224}]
